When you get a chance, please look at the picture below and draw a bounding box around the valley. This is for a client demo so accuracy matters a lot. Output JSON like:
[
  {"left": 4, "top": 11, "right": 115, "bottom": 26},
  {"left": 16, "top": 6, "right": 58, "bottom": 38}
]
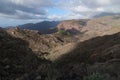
[{"left": 0, "top": 15, "right": 120, "bottom": 80}]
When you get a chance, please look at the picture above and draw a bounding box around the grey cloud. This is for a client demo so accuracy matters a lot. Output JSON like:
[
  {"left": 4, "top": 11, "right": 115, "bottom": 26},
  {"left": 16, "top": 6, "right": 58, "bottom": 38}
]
[
  {"left": 0, "top": 0, "right": 120, "bottom": 20},
  {"left": 0, "top": 0, "right": 54, "bottom": 19}
]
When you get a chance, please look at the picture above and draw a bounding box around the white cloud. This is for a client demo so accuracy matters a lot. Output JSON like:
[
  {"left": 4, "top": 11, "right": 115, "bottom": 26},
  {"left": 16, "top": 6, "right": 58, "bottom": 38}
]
[
  {"left": 48, "top": 13, "right": 85, "bottom": 21},
  {"left": 48, "top": 15, "right": 62, "bottom": 21},
  {"left": 70, "top": 6, "right": 92, "bottom": 12},
  {"left": 57, "top": 0, "right": 120, "bottom": 18},
  {"left": 97, "top": 0, "right": 111, "bottom": 5},
  {"left": 0, "top": 0, "right": 120, "bottom": 23}
]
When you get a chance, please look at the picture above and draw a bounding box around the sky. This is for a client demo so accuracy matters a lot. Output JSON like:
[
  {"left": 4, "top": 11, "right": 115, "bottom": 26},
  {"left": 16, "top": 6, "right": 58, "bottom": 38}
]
[{"left": 0, "top": 0, "right": 120, "bottom": 27}]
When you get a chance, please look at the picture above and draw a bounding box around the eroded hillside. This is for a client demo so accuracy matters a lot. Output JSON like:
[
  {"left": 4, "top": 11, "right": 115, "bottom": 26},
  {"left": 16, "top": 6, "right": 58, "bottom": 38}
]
[
  {"left": 80, "top": 15, "right": 120, "bottom": 41},
  {"left": 7, "top": 28, "right": 64, "bottom": 57}
]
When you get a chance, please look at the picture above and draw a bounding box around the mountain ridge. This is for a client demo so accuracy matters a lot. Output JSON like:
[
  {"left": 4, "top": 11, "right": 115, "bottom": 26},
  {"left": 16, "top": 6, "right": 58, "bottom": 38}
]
[{"left": 18, "top": 21, "right": 60, "bottom": 34}]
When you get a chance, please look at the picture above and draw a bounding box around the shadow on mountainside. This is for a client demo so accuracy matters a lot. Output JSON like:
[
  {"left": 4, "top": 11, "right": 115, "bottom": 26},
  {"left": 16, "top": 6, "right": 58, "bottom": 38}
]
[
  {"left": 1, "top": 29, "right": 120, "bottom": 80},
  {"left": 53, "top": 32, "right": 120, "bottom": 80},
  {"left": 0, "top": 30, "right": 50, "bottom": 80}
]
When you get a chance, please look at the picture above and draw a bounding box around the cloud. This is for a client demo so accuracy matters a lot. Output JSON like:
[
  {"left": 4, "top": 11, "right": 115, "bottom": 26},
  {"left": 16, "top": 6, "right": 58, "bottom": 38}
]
[
  {"left": 0, "top": 0, "right": 120, "bottom": 22},
  {"left": 57, "top": 0, "right": 120, "bottom": 18},
  {"left": 0, "top": 0, "right": 54, "bottom": 19}
]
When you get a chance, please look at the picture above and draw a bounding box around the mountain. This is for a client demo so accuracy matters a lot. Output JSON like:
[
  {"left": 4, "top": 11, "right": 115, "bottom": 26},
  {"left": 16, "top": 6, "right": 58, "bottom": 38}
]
[
  {"left": 7, "top": 28, "right": 64, "bottom": 56},
  {"left": 93, "top": 12, "right": 119, "bottom": 18},
  {"left": 53, "top": 32, "right": 120, "bottom": 80},
  {"left": 16, "top": 32, "right": 120, "bottom": 80},
  {"left": 57, "top": 19, "right": 88, "bottom": 34},
  {"left": 46, "top": 15, "right": 120, "bottom": 61},
  {"left": 0, "top": 15, "right": 120, "bottom": 80},
  {"left": 80, "top": 14, "right": 120, "bottom": 41},
  {"left": 18, "top": 21, "right": 60, "bottom": 34},
  {"left": 0, "top": 29, "right": 49, "bottom": 79},
  {"left": 0, "top": 27, "right": 4, "bottom": 30}
]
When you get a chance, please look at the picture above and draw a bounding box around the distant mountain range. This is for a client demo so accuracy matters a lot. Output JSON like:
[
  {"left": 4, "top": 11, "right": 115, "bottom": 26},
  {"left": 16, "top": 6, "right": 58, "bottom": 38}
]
[
  {"left": 93, "top": 12, "right": 119, "bottom": 18},
  {"left": 18, "top": 21, "right": 60, "bottom": 34},
  {"left": 5, "top": 13, "right": 120, "bottom": 34}
]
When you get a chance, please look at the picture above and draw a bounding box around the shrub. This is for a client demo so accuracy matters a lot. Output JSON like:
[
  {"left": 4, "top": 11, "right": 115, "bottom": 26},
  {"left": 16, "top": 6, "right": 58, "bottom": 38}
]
[
  {"left": 84, "top": 72, "right": 106, "bottom": 80},
  {"left": 58, "top": 29, "right": 70, "bottom": 36}
]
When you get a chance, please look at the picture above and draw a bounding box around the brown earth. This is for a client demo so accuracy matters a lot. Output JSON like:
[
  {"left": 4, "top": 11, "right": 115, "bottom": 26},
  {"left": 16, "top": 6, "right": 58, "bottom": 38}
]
[
  {"left": 57, "top": 20, "right": 87, "bottom": 34},
  {"left": 7, "top": 28, "right": 64, "bottom": 57}
]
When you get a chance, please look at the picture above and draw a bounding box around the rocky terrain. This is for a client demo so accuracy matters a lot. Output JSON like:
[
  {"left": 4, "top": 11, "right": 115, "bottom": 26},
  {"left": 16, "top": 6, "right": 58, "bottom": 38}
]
[
  {"left": 81, "top": 15, "right": 120, "bottom": 38},
  {"left": 6, "top": 28, "right": 64, "bottom": 58},
  {"left": 0, "top": 15, "right": 120, "bottom": 80},
  {"left": 57, "top": 19, "right": 87, "bottom": 34},
  {"left": 0, "top": 29, "right": 49, "bottom": 80}
]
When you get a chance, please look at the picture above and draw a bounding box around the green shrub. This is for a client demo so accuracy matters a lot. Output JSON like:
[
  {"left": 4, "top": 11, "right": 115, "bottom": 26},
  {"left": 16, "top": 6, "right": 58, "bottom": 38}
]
[
  {"left": 58, "top": 29, "right": 70, "bottom": 36},
  {"left": 84, "top": 72, "right": 106, "bottom": 80}
]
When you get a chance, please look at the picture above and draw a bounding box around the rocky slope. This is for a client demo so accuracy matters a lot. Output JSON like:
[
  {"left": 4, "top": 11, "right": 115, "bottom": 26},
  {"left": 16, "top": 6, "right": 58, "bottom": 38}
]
[
  {"left": 18, "top": 32, "right": 120, "bottom": 80},
  {"left": 7, "top": 28, "right": 64, "bottom": 57},
  {"left": 57, "top": 15, "right": 120, "bottom": 40},
  {"left": 81, "top": 15, "right": 120, "bottom": 37},
  {"left": 54, "top": 32, "right": 120, "bottom": 80},
  {"left": 0, "top": 29, "right": 49, "bottom": 80},
  {"left": 57, "top": 20, "right": 87, "bottom": 34},
  {"left": 50, "top": 15, "right": 120, "bottom": 61}
]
